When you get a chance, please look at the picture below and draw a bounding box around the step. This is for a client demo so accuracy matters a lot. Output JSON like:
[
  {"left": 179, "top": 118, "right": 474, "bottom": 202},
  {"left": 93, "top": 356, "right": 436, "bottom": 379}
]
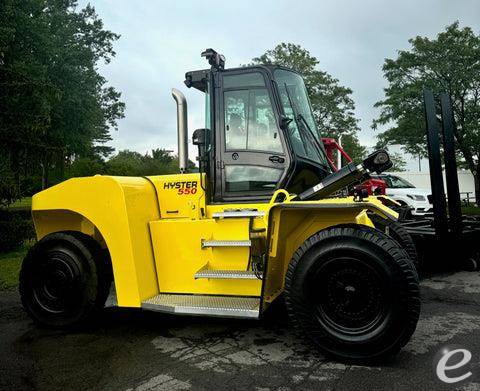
[
  {"left": 201, "top": 240, "right": 251, "bottom": 248},
  {"left": 194, "top": 269, "right": 262, "bottom": 280},
  {"left": 212, "top": 210, "right": 265, "bottom": 219},
  {"left": 142, "top": 294, "right": 260, "bottom": 318}
]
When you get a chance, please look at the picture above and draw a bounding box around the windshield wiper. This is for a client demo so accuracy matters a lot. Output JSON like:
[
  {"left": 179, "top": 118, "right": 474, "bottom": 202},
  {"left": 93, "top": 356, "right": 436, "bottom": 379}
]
[
  {"left": 283, "top": 84, "right": 329, "bottom": 168},
  {"left": 297, "top": 113, "right": 318, "bottom": 145}
]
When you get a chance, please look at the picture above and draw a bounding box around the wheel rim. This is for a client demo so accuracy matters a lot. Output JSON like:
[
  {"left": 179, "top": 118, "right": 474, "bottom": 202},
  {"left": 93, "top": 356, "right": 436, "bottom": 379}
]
[
  {"left": 309, "top": 254, "right": 390, "bottom": 340},
  {"left": 32, "top": 249, "right": 82, "bottom": 314}
]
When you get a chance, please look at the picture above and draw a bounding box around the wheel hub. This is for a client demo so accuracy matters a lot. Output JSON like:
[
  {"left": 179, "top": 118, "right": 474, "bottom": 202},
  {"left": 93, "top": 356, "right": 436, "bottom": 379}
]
[
  {"left": 43, "top": 269, "right": 69, "bottom": 298},
  {"left": 311, "top": 256, "right": 388, "bottom": 337},
  {"left": 33, "top": 251, "right": 81, "bottom": 314}
]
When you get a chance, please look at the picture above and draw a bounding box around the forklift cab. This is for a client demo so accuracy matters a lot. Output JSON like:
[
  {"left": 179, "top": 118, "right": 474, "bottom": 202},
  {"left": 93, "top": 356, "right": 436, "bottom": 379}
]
[{"left": 185, "top": 49, "right": 331, "bottom": 203}]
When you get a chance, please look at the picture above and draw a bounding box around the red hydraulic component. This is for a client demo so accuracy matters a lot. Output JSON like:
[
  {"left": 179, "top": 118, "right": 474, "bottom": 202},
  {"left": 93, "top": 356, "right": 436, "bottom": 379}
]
[
  {"left": 355, "top": 177, "right": 386, "bottom": 196},
  {"left": 321, "top": 137, "right": 386, "bottom": 196},
  {"left": 322, "top": 137, "right": 352, "bottom": 171}
]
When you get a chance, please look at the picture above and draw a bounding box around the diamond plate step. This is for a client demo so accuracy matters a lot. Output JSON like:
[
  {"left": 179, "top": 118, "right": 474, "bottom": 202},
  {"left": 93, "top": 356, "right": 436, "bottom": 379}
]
[
  {"left": 142, "top": 294, "right": 260, "bottom": 318},
  {"left": 212, "top": 210, "right": 265, "bottom": 219},
  {"left": 201, "top": 240, "right": 251, "bottom": 248},
  {"left": 194, "top": 269, "right": 262, "bottom": 280}
]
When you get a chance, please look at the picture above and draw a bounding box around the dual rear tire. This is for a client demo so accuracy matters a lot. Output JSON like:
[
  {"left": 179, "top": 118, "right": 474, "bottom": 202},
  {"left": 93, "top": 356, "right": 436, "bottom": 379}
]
[{"left": 284, "top": 224, "right": 420, "bottom": 362}]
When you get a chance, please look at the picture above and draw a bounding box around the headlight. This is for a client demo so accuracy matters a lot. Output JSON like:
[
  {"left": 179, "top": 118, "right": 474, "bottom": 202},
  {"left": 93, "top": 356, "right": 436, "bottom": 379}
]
[{"left": 407, "top": 194, "right": 426, "bottom": 201}]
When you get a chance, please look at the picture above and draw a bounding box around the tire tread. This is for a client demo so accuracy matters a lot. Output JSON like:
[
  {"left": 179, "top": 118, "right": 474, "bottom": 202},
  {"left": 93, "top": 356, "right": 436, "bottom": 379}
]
[{"left": 284, "top": 225, "right": 420, "bottom": 362}]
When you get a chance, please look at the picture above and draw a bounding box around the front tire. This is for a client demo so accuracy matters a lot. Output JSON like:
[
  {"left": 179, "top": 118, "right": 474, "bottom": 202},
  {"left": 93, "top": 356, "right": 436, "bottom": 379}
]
[
  {"left": 368, "top": 213, "right": 419, "bottom": 271},
  {"left": 284, "top": 225, "right": 420, "bottom": 362},
  {"left": 19, "top": 232, "right": 110, "bottom": 327}
]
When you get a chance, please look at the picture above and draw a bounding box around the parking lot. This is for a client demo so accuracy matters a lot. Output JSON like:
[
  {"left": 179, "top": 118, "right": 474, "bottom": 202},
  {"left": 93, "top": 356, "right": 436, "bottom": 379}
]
[{"left": 2, "top": 271, "right": 480, "bottom": 391}]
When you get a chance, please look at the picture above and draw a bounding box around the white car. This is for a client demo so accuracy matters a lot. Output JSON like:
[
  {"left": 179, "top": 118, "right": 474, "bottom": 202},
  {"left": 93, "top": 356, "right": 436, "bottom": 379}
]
[{"left": 376, "top": 174, "right": 433, "bottom": 216}]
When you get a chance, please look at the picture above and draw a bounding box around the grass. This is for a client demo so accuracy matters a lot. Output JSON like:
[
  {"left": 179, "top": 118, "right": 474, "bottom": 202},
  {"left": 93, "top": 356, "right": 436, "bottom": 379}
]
[
  {"left": 0, "top": 244, "right": 29, "bottom": 291},
  {"left": 462, "top": 205, "right": 480, "bottom": 215},
  {"left": 0, "top": 197, "right": 32, "bottom": 291},
  {"left": 0, "top": 198, "right": 33, "bottom": 292},
  {"left": 9, "top": 197, "right": 32, "bottom": 211}
]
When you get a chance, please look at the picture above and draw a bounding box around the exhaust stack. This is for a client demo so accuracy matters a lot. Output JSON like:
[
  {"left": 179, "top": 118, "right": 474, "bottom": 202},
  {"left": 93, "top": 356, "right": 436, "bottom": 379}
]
[{"left": 172, "top": 88, "right": 188, "bottom": 173}]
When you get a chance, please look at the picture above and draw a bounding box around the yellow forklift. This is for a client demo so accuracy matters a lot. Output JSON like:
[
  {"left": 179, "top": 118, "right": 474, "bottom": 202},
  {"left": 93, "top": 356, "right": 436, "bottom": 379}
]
[{"left": 20, "top": 49, "right": 420, "bottom": 362}]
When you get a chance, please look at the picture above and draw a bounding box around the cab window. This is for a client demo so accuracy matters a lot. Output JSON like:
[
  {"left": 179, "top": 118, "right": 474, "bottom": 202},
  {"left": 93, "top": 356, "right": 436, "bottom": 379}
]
[
  {"left": 224, "top": 74, "right": 282, "bottom": 153},
  {"left": 225, "top": 165, "right": 283, "bottom": 192}
]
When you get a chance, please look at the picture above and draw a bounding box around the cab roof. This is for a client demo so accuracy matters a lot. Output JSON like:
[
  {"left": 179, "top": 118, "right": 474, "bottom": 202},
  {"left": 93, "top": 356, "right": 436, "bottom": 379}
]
[{"left": 184, "top": 64, "right": 299, "bottom": 92}]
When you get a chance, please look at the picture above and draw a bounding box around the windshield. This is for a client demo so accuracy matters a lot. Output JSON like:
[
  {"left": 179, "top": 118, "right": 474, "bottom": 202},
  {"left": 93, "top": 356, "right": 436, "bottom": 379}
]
[
  {"left": 274, "top": 69, "right": 328, "bottom": 166},
  {"left": 386, "top": 175, "right": 415, "bottom": 189}
]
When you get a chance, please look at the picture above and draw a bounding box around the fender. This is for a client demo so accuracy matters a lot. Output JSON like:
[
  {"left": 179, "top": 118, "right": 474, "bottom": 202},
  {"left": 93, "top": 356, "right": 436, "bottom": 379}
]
[
  {"left": 31, "top": 175, "right": 160, "bottom": 307},
  {"left": 262, "top": 195, "right": 399, "bottom": 305}
]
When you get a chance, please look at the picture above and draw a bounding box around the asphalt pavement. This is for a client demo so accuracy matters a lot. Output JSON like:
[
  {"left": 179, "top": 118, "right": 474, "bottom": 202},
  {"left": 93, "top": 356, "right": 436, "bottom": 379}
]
[{"left": 2, "top": 271, "right": 480, "bottom": 391}]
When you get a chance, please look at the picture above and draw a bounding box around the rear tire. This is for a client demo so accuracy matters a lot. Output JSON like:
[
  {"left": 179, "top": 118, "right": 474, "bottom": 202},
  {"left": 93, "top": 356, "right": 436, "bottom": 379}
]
[
  {"left": 284, "top": 225, "right": 420, "bottom": 362},
  {"left": 19, "top": 232, "right": 111, "bottom": 327}
]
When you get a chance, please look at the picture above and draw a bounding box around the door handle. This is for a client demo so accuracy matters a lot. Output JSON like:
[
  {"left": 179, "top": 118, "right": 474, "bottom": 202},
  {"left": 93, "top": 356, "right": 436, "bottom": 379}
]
[{"left": 269, "top": 155, "right": 285, "bottom": 164}]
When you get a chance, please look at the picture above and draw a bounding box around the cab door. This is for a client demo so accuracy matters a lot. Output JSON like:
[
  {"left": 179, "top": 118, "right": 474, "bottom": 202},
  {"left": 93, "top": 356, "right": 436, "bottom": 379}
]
[{"left": 214, "top": 70, "right": 288, "bottom": 202}]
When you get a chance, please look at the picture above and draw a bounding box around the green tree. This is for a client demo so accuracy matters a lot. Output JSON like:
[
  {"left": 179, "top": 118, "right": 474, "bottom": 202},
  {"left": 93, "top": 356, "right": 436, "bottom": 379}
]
[
  {"left": 106, "top": 150, "right": 146, "bottom": 176},
  {"left": 389, "top": 152, "right": 407, "bottom": 172},
  {"left": 373, "top": 22, "right": 480, "bottom": 203},
  {"left": 104, "top": 149, "right": 191, "bottom": 177},
  {"left": 340, "top": 134, "right": 367, "bottom": 164},
  {"left": 250, "top": 43, "right": 365, "bottom": 161},
  {"left": 0, "top": 0, "right": 124, "bottom": 204},
  {"left": 0, "top": 153, "right": 17, "bottom": 207},
  {"left": 140, "top": 149, "right": 177, "bottom": 176},
  {"left": 66, "top": 156, "right": 105, "bottom": 178}
]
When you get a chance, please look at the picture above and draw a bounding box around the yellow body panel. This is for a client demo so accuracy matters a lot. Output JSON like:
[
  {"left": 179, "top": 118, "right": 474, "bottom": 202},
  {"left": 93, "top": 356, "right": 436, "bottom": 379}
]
[
  {"left": 150, "top": 218, "right": 261, "bottom": 295},
  {"left": 148, "top": 173, "right": 206, "bottom": 219},
  {"left": 31, "top": 172, "right": 399, "bottom": 311},
  {"left": 32, "top": 175, "right": 160, "bottom": 307}
]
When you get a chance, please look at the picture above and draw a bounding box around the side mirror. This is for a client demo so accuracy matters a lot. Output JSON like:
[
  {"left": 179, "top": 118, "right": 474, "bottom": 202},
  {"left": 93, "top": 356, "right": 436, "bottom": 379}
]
[
  {"left": 192, "top": 128, "right": 207, "bottom": 146},
  {"left": 193, "top": 128, "right": 210, "bottom": 173}
]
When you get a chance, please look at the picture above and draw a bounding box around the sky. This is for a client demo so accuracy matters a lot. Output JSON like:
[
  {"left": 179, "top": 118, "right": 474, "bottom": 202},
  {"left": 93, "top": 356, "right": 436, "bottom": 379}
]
[{"left": 80, "top": 0, "right": 480, "bottom": 170}]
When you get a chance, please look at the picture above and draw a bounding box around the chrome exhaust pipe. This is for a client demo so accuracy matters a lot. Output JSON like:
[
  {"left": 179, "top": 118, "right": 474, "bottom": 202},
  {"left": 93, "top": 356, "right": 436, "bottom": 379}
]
[{"left": 171, "top": 88, "right": 188, "bottom": 173}]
